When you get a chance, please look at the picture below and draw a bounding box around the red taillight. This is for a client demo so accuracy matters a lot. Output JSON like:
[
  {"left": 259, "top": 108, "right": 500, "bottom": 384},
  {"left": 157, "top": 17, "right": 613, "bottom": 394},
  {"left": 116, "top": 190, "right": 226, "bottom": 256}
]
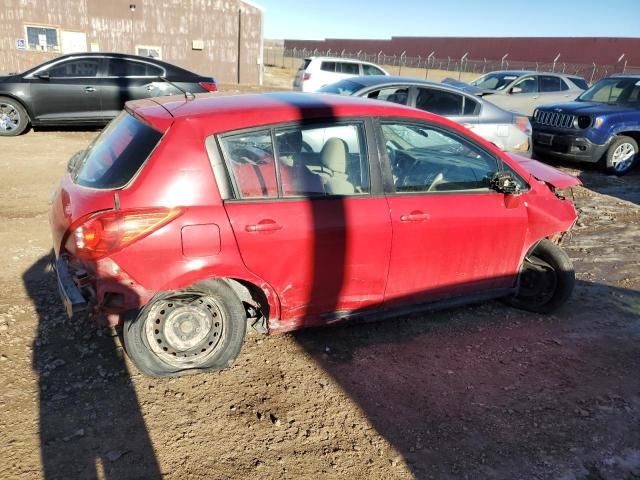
[
  {"left": 65, "top": 208, "right": 183, "bottom": 260},
  {"left": 514, "top": 116, "right": 532, "bottom": 135},
  {"left": 303, "top": 73, "right": 311, "bottom": 81},
  {"left": 199, "top": 81, "right": 218, "bottom": 92}
]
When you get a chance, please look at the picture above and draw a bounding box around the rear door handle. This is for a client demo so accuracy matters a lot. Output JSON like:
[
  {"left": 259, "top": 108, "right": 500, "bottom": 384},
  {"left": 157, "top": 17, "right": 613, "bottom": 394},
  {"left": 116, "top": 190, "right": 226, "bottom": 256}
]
[
  {"left": 400, "top": 211, "right": 429, "bottom": 222},
  {"left": 84, "top": 86, "right": 96, "bottom": 93},
  {"left": 245, "top": 219, "right": 282, "bottom": 232},
  {"left": 147, "top": 84, "right": 156, "bottom": 91}
]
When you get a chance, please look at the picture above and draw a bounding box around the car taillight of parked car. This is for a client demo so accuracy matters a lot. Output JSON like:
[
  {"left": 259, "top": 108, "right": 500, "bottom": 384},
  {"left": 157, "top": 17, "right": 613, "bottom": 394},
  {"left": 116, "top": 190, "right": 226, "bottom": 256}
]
[
  {"left": 199, "top": 82, "right": 218, "bottom": 92},
  {"left": 65, "top": 208, "right": 183, "bottom": 260},
  {"left": 514, "top": 115, "right": 532, "bottom": 135},
  {"left": 303, "top": 73, "right": 311, "bottom": 81}
]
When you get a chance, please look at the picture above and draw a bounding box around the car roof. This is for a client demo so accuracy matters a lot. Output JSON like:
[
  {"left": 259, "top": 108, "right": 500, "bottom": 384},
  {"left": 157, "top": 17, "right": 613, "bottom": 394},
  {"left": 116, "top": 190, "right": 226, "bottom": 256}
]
[
  {"left": 129, "top": 91, "right": 447, "bottom": 133},
  {"left": 610, "top": 74, "right": 640, "bottom": 79},
  {"left": 335, "top": 75, "right": 442, "bottom": 88},
  {"left": 305, "top": 56, "right": 378, "bottom": 65}
]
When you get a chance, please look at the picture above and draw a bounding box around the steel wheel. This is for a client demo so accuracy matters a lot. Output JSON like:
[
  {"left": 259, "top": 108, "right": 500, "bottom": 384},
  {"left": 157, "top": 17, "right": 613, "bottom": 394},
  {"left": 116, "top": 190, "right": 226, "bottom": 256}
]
[
  {"left": 0, "top": 101, "right": 21, "bottom": 134},
  {"left": 144, "top": 293, "right": 225, "bottom": 367},
  {"left": 610, "top": 142, "right": 636, "bottom": 173}
]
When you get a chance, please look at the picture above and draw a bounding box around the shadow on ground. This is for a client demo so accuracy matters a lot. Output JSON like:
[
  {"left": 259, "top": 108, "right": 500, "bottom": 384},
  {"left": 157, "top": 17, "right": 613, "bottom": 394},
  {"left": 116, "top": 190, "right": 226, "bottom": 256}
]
[{"left": 25, "top": 254, "right": 162, "bottom": 479}]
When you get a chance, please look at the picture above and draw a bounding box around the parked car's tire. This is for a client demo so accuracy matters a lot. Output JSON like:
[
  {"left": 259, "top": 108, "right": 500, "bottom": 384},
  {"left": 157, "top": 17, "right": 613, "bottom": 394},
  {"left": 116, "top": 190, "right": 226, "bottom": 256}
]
[
  {"left": 0, "top": 96, "right": 30, "bottom": 136},
  {"left": 123, "top": 279, "right": 246, "bottom": 377},
  {"left": 505, "top": 239, "right": 575, "bottom": 313},
  {"left": 604, "top": 136, "right": 638, "bottom": 176}
]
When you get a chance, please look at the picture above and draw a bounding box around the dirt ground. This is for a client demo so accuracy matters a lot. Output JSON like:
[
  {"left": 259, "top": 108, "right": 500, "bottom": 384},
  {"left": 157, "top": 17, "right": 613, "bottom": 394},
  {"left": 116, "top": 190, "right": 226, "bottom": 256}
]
[{"left": 1, "top": 74, "right": 639, "bottom": 480}]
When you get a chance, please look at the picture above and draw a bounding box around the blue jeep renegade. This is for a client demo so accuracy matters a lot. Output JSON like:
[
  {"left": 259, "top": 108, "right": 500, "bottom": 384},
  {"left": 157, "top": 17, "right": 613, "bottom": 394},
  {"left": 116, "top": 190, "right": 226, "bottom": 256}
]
[{"left": 532, "top": 75, "right": 640, "bottom": 175}]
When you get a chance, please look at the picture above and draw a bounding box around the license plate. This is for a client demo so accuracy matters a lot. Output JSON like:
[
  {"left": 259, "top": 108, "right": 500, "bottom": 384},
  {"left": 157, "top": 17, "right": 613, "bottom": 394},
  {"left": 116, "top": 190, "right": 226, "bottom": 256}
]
[{"left": 537, "top": 133, "right": 553, "bottom": 146}]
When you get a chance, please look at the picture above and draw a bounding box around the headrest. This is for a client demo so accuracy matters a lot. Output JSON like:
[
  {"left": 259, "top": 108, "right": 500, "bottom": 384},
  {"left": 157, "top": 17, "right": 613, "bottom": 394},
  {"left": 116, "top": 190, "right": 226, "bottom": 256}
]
[{"left": 320, "top": 138, "right": 347, "bottom": 174}]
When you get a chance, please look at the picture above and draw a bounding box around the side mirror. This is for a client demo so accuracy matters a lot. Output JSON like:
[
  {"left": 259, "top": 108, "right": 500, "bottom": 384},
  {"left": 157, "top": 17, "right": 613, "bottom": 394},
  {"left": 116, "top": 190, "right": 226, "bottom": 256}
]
[
  {"left": 490, "top": 171, "right": 520, "bottom": 195},
  {"left": 36, "top": 72, "right": 50, "bottom": 80},
  {"left": 510, "top": 86, "right": 522, "bottom": 94}
]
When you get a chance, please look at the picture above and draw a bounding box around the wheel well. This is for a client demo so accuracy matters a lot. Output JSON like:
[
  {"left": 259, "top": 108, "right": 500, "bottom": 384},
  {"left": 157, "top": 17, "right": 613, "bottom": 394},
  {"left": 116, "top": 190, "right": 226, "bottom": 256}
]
[
  {"left": 225, "top": 278, "right": 271, "bottom": 334},
  {"left": 0, "top": 94, "right": 33, "bottom": 120},
  {"left": 615, "top": 131, "right": 640, "bottom": 145}
]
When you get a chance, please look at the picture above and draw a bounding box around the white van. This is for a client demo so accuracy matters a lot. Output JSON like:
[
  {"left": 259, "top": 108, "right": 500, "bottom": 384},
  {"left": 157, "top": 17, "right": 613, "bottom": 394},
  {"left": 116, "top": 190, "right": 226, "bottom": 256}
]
[{"left": 293, "top": 57, "right": 388, "bottom": 92}]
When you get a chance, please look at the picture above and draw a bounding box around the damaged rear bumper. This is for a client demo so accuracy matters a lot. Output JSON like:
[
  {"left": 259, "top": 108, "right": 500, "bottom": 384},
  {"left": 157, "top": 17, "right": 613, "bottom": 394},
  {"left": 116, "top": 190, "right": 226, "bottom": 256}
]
[{"left": 53, "top": 257, "right": 88, "bottom": 317}]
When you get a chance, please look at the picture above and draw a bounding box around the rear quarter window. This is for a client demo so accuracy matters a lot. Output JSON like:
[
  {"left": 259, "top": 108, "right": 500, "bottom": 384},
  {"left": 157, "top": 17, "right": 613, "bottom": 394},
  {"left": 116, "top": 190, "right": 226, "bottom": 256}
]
[
  {"left": 71, "top": 112, "right": 163, "bottom": 189},
  {"left": 569, "top": 77, "right": 589, "bottom": 90}
]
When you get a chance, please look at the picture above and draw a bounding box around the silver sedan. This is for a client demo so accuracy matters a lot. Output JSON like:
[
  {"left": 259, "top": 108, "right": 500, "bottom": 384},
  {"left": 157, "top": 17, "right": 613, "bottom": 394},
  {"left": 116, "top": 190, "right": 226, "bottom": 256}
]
[{"left": 319, "top": 75, "right": 532, "bottom": 157}]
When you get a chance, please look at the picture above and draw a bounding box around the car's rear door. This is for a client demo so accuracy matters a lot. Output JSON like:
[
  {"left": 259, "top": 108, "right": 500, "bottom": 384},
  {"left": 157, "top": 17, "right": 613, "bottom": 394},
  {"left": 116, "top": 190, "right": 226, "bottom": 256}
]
[
  {"left": 378, "top": 120, "right": 529, "bottom": 307},
  {"left": 220, "top": 120, "right": 392, "bottom": 327},
  {"left": 412, "top": 86, "right": 480, "bottom": 129},
  {"left": 98, "top": 57, "right": 167, "bottom": 119},
  {"left": 29, "top": 56, "right": 102, "bottom": 121}
]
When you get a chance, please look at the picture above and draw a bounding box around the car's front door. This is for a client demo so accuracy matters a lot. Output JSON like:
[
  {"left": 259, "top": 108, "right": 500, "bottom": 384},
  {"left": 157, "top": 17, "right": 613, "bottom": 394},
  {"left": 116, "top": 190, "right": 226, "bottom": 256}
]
[
  {"left": 379, "top": 121, "right": 529, "bottom": 307},
  {"left": 29, "top": 57, "right": 102, "bottom": 121},
  {"left": 98, "top": 57, "right": 167, "bottom": 119},
  {"left": 220, "top": 121, "right": 392, "bottom": 327}
]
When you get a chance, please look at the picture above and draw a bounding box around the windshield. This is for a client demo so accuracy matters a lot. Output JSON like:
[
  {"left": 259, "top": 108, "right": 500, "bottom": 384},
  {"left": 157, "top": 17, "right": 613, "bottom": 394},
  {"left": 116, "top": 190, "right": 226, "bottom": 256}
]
[
  {"left": 71, "top": 112, "right": 163, "bottom": 189},
  {"left": 470, "top": 73, "right": 520, "bottom": 91},
  {"left": 577, "top": 77, "right": 640, "bottom": 105},
  {"left": 318, "top": 79, "right": 364, "bottom": 95}
]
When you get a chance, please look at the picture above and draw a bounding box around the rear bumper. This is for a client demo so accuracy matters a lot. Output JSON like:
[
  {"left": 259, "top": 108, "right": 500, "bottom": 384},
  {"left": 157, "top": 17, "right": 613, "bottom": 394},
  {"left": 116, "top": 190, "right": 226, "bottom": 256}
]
[
  {"left": 53, "top": 257, "right": 88, "bottom": 317},
  {"left": 532, "top": 130, "right": 609, "bottom": 163}
]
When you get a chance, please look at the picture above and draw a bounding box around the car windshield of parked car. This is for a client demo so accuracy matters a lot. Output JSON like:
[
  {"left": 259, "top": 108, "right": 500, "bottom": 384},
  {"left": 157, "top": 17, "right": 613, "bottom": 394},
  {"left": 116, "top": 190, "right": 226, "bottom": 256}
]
[
  {"left": 577, "top": 78, "right": 640, "bottom": 105},
  {"left": 470, "top": 73, "right": 520, "bottom": 91},
  {"left": 70, "top": 112, "right": 163, "bottom": 189},
  {"left": 318, "top": 80, "right": 365, "bottom": 95}
]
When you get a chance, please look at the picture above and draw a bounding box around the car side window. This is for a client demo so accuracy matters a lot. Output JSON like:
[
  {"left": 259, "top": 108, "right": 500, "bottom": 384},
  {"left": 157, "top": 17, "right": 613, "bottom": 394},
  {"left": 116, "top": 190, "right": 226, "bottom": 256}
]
[
  {"left": 513, "top": 76, "right": 538, "bottom": 93},
  {"left": 47, "top": 58, "right": 100, "bottom": 78},
  {"left": 275, "top": 123, "right": 369, "bottom": 197},
  {"left": 381, "top": 122, "right": 498, "bottom": 193},
  {"left": 338, "top": 62, "right": 359, "bottom": 74},
  {"left": 463, "top": 96, "right": 479, "bottom": 115},
  {"left": 221, "top": 124, "right": 370, "bottom": 199},
  {"left": 221, "top": 130, "right": 278, "bottom": 199},
  {"left": 539, "top": 75, "right": 562, "bottom": 92},
  {"left": 320, "top": 61, "right": 336, "bottom": 72},
  {"left": 362, "top": 64, "right": 384, "bottom": 75},
  {"left": 367, "top": 87, "right": 409, "bottom": 105},
  {"left": 107, "top": 58, "right": 163, "bottom": 77},
  {"left": 416, "top": 88, "right": 463, "bottom": 115}
]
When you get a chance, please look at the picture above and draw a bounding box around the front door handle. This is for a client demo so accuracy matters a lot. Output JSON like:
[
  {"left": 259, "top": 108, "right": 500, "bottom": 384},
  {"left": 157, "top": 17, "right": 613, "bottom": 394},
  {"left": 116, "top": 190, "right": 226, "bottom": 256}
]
[
  {"left": 400, "top": 211, "right": 429, "bottom": 222},
  {"left": 84, "top": 86, "right": 96, "bottom": 93},
  {"left": 147, "top": 84, "right": 156, "bottom": 91},
  {"left": 245, "top": 219, "right": 282, "bottom": 232}
]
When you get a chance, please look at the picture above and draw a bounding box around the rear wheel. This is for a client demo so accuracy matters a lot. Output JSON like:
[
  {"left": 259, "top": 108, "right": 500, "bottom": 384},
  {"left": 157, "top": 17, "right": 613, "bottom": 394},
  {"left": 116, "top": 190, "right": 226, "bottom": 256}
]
[
  {"left": 505, "top": 239, "right": 575, "bottom": 313},
  {"left": 604, "top": 136, "right": 638, "bottom": 176},
  {"left": 0, "top": 97, "right": 30, "bottom": 136},
  {"left": 123, "top": 279, "right": 246, "bottom": 377}
]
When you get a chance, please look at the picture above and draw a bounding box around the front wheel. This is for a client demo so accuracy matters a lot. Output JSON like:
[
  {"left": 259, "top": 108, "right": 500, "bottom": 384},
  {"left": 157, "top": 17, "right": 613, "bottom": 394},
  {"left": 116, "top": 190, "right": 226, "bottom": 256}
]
[
  {"left": 505, "top": 239, "right": 575, "bottom": 314},
  {"left": 604, "top": 136, "right": 638, "bottom": 176},
  {"left": 0, "top": 97, "right": 30, "bottom": 136},
  {"left": 123, "top": 279, "right": 246, "bottom": 377}
]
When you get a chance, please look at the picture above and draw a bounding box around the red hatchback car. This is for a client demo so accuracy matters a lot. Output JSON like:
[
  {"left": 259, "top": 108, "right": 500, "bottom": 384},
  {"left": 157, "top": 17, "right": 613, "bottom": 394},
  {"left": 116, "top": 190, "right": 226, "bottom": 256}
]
[{"left": 50, "top": 92, "right": 580, "bottom": 376}]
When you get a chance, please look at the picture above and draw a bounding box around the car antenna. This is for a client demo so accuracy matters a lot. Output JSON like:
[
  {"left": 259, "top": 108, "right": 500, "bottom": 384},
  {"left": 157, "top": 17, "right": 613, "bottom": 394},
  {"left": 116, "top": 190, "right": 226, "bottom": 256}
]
[{"left": 157, "top": 76, "right": 195, "bottom": 101}]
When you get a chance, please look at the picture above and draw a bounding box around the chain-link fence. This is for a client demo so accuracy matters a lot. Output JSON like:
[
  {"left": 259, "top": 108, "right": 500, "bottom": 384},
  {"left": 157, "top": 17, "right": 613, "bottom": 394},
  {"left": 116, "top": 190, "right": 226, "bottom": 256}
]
[{"left": 264, "top": 46, "right": 640, "bottom": 84}]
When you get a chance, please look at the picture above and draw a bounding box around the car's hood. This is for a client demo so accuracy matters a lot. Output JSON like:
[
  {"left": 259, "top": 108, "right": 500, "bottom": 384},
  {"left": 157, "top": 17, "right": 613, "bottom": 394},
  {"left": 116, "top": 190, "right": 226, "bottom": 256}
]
[
  {"left": 508, "top": 153, "right": 581, "bottom": 189},
  {"left": 537, "top": 101, "right": 636, "bottom": 115}
]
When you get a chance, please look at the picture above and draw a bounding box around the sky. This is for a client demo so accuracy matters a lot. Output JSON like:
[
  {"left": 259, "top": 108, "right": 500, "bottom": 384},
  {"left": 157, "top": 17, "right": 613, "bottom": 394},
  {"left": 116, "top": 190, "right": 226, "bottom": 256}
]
[{"left": 256, "top": 0, "right": 640, "bottom": 40}]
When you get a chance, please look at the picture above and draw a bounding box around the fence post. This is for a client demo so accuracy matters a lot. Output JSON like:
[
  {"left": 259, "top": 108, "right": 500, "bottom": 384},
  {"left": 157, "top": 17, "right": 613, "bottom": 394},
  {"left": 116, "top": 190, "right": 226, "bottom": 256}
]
[
  {"left": 458, "top": 52, "right": 469, "bottom": 80},
  {"left": 446, "top": 56, "right": 451, "bottom": 71},
  {"left": 399, "top": 51, "right": 406, "bottom": 75}
]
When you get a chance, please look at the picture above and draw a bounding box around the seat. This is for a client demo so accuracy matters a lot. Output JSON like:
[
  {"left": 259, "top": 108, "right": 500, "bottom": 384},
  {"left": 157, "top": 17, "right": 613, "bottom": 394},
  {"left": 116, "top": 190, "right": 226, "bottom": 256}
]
[
  {"left": 277, "top": 130, "right": 324, "bottom": 196},
  {"left": 319, "top": 138, "right": 355, "bottom": 195}
]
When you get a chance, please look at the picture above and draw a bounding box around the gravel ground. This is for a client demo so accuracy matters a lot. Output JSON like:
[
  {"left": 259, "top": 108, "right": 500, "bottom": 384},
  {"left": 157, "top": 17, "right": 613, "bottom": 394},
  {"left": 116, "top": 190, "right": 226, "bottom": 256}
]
[{"left": 0, "top": 83, "right": 639, "bottom": 479}]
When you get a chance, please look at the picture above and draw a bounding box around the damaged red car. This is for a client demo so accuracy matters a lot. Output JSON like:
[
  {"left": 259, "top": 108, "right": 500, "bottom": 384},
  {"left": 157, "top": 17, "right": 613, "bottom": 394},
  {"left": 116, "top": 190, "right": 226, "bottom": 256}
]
[{"left": 49, "top": 92, "right": 580, "bottom": 376}]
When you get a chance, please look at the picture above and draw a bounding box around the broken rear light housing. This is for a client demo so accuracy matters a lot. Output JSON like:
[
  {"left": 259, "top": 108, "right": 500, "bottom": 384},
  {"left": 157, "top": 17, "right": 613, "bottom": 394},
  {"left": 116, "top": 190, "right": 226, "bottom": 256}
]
[{"left": 65, "top": 208, "right": 183, "bottom": 260}]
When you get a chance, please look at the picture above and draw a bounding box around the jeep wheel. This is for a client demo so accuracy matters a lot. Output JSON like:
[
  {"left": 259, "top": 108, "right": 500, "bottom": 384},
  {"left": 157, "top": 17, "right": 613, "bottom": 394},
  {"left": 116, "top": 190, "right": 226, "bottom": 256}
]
[
  {"left": 604, "top": 136, "right": 638, "bottom": 176},
  {"left": 123, "top": 279, "right": 246, "bottom": 377},
  {"left": 0, "top": 97, "right": 30, "bottom": 136},
  {"left": 505, "top": 239, "right": 575, "bottom": 314}
]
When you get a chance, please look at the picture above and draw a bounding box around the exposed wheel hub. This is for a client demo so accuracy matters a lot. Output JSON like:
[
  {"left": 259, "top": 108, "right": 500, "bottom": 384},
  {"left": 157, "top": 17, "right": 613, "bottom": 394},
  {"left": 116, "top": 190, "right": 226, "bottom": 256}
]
[
  {"left": 0, "top": 103, "right": 19, "bottom": 132},
  {"left": 145, "top": 295, "right": 224, "bottom": 366}
]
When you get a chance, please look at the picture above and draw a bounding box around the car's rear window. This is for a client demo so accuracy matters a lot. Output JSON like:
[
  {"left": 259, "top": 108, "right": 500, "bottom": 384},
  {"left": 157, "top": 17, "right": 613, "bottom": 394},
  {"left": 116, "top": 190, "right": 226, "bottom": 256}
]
[{"left": 71, "top": 112, "right": 163, "bottom": 189}]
